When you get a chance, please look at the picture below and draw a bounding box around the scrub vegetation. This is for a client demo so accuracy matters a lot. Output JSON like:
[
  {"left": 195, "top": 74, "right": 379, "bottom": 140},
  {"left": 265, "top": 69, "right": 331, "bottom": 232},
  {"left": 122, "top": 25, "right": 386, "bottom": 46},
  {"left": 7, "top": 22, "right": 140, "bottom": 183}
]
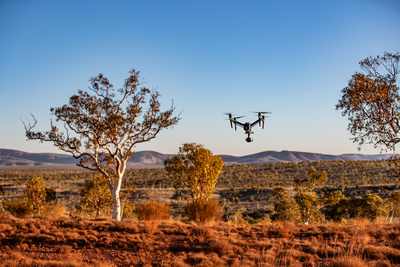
[{"left": 1, "top": 159, "right": 400, "bottom": 266}]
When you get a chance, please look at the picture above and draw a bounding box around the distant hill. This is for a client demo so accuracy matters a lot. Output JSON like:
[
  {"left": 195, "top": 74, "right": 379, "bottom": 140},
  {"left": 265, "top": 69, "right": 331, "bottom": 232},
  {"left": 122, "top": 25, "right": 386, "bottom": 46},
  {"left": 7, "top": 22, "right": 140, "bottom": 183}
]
[
  {"left": 0, "top": 148, "right": 393, "bottom": 169},
  {"left": 218, "top": 150, "right": 393, "bottom": 164}
]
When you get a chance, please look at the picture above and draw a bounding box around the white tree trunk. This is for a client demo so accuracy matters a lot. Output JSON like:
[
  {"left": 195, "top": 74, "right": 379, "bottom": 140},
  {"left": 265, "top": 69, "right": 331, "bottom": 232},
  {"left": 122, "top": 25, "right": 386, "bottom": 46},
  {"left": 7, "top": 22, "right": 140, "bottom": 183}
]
[
  {"left": 112, "top": 191, "right": 122, "bottom": 221},
  {"left": 106, "top": 159, "right": 126, "bottom": 221},
  {"left": 111, "top": 173, "right": 124, "bottom": 221}
]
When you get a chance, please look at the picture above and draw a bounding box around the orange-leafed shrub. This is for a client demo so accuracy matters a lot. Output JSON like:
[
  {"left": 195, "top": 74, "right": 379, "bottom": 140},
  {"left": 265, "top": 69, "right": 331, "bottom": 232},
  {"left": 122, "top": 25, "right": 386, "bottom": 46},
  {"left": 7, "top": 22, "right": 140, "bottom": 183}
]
[
  {"left": 184, "top": 198, "right": 222, "bottom": 223},
  {"left": 2, "top": 198, "right": 31, "bottom": 218},
  {"left": 136, "top": 199, "right": 171, "bottom": 221}
]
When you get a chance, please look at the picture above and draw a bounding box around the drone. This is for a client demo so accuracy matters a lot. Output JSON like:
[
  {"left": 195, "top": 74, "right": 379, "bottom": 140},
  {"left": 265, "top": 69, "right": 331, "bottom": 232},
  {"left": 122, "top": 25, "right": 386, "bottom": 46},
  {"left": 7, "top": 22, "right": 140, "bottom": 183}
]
[{"left": 225, "top": 112, "right": 271, "bottom": 143}]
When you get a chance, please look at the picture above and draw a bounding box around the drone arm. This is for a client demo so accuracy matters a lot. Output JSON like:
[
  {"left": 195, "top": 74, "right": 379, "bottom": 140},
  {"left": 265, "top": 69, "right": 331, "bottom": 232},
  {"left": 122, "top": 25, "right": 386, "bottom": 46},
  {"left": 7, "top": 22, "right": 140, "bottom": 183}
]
[
  {"left": 234, "top": 122, "right": 245, "bottom": 131},
  {"left": 251, "top": 119, "right": 261, "bottom": 128}
]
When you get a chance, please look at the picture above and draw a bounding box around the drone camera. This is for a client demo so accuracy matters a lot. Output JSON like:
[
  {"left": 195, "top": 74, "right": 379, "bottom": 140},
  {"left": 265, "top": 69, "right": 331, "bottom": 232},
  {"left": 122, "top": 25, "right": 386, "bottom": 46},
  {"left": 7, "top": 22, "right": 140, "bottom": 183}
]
[{"left": 245, "top": 137, "right": 253, "bottom": 143}]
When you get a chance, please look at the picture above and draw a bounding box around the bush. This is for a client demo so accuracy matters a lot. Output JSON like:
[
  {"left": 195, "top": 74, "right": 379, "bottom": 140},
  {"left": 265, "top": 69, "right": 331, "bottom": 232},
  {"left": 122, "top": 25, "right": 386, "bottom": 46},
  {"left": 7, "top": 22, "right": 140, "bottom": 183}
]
[
  {"left": 136, "top": 199, "right": 171, "bottom": 221},
  {"left": 3, "top": 198, "right": 31, "bottom": 217},
  {"left": 184, "top": 198, "right": 222, "bottom": 223},
  {"left": 2, "top": 177, "right": 59, "bottom": 218},
  {"left": 271, "top": 187, "right": 301, "bottom": 223},
  {"left": 24, "top": 177, "right": 52, "bottom": 213},
  {"left": 38, "top": 203, "right": 67, "bottom": 218},
  {"left": 76, "top": 175, "right": 113, "bottom": 217},
  {"left": 122, "top": 199, "right": 136, "bottom": 219}
]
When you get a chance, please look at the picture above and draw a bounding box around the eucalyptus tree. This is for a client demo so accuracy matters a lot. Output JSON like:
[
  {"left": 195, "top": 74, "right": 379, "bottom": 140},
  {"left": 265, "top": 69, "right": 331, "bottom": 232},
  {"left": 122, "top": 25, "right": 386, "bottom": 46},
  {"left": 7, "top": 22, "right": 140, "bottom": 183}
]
[
  {"left": 336, "top": 52, "right": 400, "bottom": 151},
  {"left": 24, "top": 69, "right": 180, "bottom": 221},
  {"left": 164, "top": 143, "right": 224, "bottom": 200}
]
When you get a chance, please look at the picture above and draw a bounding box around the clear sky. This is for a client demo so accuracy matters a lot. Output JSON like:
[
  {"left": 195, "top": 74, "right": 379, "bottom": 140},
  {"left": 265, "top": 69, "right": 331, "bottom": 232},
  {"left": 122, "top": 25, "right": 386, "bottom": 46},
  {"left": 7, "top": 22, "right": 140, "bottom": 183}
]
[{"left": 0, "top": 0, "right": 399, "bottom": 156}]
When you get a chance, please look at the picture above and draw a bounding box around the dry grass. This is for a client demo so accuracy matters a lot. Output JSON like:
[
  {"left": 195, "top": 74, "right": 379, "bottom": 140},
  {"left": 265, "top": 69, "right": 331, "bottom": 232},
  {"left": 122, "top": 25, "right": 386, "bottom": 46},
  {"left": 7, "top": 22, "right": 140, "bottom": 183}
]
[
  {"left": 329, "top": 256, "right": 367, "bottom": 267},
  {"left": 136, "top": 199, "right": 171, "bottom": 221},
  {"left": 1, "top": 213, "right": 400, "bottom": 266},
  {"left": 184, "top": 198, "right": 222, "bottom": 223}
]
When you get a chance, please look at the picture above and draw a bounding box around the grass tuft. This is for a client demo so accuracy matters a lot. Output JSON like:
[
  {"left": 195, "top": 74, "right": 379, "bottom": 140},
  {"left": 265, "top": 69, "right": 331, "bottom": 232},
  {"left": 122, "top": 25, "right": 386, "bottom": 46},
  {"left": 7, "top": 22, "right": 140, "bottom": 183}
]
[
  {"left": 184, "top": 198, "right": 222, "bottom": 223},
  {"left": 136, "top": 199, "right": 171, "bottom": 221}
]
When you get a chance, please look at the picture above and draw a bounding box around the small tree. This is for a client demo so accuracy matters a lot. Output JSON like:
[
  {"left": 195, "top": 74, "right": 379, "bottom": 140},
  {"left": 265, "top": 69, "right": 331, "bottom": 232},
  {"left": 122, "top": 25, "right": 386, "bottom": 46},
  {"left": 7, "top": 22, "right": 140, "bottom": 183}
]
[
  {"left": 77, "top": 175, "right": 113, "bottom": 217},
  {"left": 24, "top": 69, "right": 179, "bottom": 221},
  {"left": 336, "top": 52, "right": 400, "bottom": 151},
  {"left": 294, "top": 168, "right": 327, "bottom": 224},
  {"left": 271, "top": 186, "right": 301, "bottom": 223},
  {"left": 164, "top": 143, "right": 224, "bottom": 200},
  {"left": 322, "top": 191, "right": 349, "bottom": 222},
  {"left": 24, "top": 177, "right": 57, "bottom": 213},
  {"left": 294, "top": 167, "right": 327, "bottom": 194}
]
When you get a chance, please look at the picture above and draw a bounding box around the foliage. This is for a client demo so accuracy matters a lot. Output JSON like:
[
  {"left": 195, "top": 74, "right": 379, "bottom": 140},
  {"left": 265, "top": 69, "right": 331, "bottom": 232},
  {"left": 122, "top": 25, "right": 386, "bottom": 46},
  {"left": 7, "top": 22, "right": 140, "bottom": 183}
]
[
  {"left": 2, "top": 177, "right": 58, "bottom": 218},
  {"left": 2, "top": 198, "right": 31, "bottom": 217},
  {"left": 294, "top": 167, "right": 327, "bottom": 193},
  {"left": 164, "top": 143, "right": 224, "bottom": 200},
  {"left": 336, "top": 52, "right": 400, "bottom": 151},
  {"left": 23, "top": 69, "right": 180, "bottom": 221},
  {"left": 322, "top": 191, "right": 348, "bottom": 222},
  {"left": 294, "top": 192, "right": 323, "bottom": 224},
  {"left": 24, "top": 177, "right": 49, "bottom": 213},
  {"left": 136, "top": 199, "right": 171, "bottom": 221},
  {"left": 1, "top": 159, "right": 398, "bottom": 221},
  {"left": 323, "top": 193, "right": 387, "bottom": 222},
  {"left": 122, "top": 199, "right": 136, "bottom": 219},
  {"left": 294, "top": 168, "right": 327, "bottom": 224},
  {"left": 76, "top": 175, "right": 113, "bottom": 217},
  {"left": 184, "top": 197, "right": 222, "bottom": 223},
  {"left": 271, "top": 187, "right": 301, "bottom": 223},
  {"left": 385, "top": 191, "right": 400, "bottom": 222},
  {"left": 0, "top": 159, "right": 394, "bottom": 195},
  {"left": 38, "top": 203, "right": 66, "bottom": 218},
  {"left": 344, "top": 195, "right": 386, "bottom": 221},
  {"left": 24, "top": 177, "right": 57, "bottom": 213}
]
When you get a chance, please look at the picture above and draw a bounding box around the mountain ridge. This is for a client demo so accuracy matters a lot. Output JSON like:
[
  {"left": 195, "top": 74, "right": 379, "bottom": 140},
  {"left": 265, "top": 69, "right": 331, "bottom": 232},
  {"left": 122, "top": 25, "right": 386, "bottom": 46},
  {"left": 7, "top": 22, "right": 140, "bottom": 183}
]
[{"left": 0, "top": 148, "right": 393, "bottom": 169}]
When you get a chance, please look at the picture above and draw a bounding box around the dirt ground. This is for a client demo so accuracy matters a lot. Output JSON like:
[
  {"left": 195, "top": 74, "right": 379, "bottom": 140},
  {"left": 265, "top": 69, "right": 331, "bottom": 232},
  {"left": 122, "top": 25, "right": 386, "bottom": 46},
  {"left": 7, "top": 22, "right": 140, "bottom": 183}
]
[{"left": 1, "top": 213, "right": 400, "bottom": 266}]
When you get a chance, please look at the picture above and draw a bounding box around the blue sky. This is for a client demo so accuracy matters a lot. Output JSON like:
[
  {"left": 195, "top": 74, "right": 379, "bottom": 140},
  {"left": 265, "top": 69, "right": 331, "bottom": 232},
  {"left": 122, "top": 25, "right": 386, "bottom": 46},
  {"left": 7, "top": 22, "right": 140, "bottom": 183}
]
[{"left": 0, "top": 0, "right": 399, "bottom": 156}]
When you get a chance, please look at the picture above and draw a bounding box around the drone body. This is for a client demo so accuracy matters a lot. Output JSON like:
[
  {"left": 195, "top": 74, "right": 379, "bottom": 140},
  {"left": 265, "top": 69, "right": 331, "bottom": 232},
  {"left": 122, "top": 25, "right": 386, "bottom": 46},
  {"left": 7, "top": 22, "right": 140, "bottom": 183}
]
[{"left": 226, "top": 112, "right": 270, "bottom": 142}]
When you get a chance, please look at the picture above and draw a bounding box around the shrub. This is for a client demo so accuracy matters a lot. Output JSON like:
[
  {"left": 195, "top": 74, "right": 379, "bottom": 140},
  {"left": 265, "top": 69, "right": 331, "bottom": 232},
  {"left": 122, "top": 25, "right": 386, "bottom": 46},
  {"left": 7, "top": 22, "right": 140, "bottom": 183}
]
[
  {"left": 184, "top": 198, "right": 222, "bottom": 223},
  {"left": 3, "top": 177, "right": 59, "bottom": 218},
  {"left": 2, "top": 198, "right": 31, "bottom": 217},
  {"left": 348, "top": 194, "right": 386, "bottom": 221},
  {"left": 24, "top": 177, "right": 56, "bottom": 213},
  {"left": 38, "top": 203, "right": 67, "bottom": 218},
  {"left": 136, "top": 199, "right": 171, "bottom": 221},
  {"left": 122, "top": 199, "right": 136, "bottom": 219},
  {"left": 271, "top": 187, "right": 301, "bottom": 223},
  {"left": 76, "top": 175, "right": 113, "bottom": 217}
]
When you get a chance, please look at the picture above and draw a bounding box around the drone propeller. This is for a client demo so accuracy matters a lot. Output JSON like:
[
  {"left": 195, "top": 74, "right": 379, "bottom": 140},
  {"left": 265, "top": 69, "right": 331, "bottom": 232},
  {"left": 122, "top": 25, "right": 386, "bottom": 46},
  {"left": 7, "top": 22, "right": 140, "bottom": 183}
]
[
  {"left": 251, "top": 111, "right": 272, "bottom": 115},
  {"left": 234, "top": 116, "right": 245, "bottom": 120}
]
